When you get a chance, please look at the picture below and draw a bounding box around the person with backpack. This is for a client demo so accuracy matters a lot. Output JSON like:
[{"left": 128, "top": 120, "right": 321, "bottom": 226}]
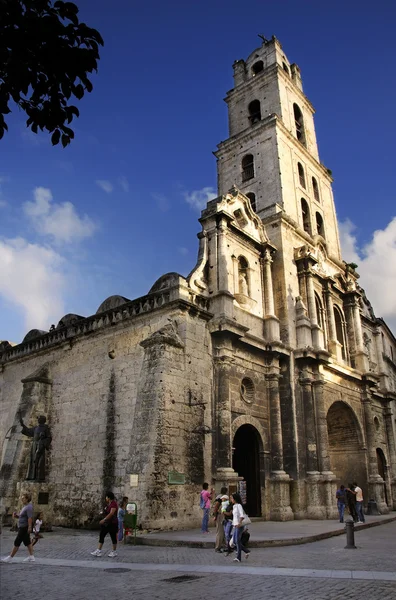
[
  {"left": 213, "top": 487, "right": 228, "bottom": 552},
  {"left": 200, "top": 482, "right": 213, "bottom": 533}
]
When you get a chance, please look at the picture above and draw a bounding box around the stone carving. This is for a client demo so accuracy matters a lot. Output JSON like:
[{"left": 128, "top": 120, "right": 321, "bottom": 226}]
[
  {"left": 239, "top": 272, "right": 248, "bottom": 296},
  {"left": 19, "top": 414, "right": 52, "bottom": 481}
]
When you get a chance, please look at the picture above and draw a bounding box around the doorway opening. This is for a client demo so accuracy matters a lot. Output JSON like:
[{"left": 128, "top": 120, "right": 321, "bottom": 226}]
[
  {"left": 232, "top": 424, "right": 262, "bottom": 516},
  {"left": 376, "top": 448, "right": 389, "bottom": 506}
]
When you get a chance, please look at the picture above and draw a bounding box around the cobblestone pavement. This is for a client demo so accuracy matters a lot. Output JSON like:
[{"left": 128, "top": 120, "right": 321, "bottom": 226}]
[{"left": 1, "top": 523, "right": 395, "bottom": 600}]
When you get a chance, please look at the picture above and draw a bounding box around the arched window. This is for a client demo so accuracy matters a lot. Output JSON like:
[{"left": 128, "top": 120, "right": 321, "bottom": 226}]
[
  {"left": 334, "top": 306, "right": 346, "bottom": 360},
  {"left": 312, "top": 177, "right": 320, "bottom": 202},
  {"left": 245, "top": 192, "right": 256, "bottom": 212},
  {"left": 248, "top": 100, "right": 261, "bottom": 124},
  {"left": 315, "top": 294, "right": 323, "bottom": 329},
  {"left": 298, "top": 162, "right": 306, "bottom": 188},
  {"left": 301, "top": 198, "right": 311, "bottom": 235},
  {"left": 316, "top": 212, "right": 325, "bottom": 238},
  {"left": 238, "top": 256, "right": 249, "bottom": 296},
  {"left": 252, "top": 61, "right": 264, "bottom": 75},
  {"left": 242, "top": 154, "right": 254, "bottom": 181},
  {"left": 293, "top": 103, "right": 306, "bottom": 147}
]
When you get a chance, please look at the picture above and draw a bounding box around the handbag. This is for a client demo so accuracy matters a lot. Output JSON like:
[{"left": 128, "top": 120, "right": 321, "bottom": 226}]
[{"left": 241, "top": 512, "right": 251, "bottom": 526}]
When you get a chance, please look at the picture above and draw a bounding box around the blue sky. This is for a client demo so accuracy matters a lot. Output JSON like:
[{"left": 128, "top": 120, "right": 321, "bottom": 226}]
[{"left": 1, "top": 0, "right": 396, "bottom": 342}]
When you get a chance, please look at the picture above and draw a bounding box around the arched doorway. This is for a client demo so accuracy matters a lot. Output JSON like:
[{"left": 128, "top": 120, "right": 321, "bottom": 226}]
[
  {"left": 232, "top": 424, "right": 262, "bottom": 517},
  {"left": 376, "top": 448, "right": 389, "bottom": 506},
  {"left": 327, "top": 401, "right": 367, "bottom": 499}
]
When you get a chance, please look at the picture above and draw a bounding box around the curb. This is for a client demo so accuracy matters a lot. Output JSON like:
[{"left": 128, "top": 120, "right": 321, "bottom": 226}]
[{"left": 130, "top": 515, "right": 396, "bottom": 549}]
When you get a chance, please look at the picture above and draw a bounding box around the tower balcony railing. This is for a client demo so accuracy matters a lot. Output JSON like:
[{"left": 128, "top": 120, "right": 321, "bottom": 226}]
[{"left": 242, "top": 166, "right": 254, "bottom": 181}]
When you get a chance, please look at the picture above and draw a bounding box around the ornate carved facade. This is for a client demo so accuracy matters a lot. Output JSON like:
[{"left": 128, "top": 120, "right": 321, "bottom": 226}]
[{"left": 1, "top": 37, "right": 396, "bottom": 528}]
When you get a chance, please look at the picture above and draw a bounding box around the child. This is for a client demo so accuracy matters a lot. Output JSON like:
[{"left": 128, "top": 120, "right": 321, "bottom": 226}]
[
  {"left": 117, "top": 497, "right": 128, "bottom": 542},
  {"left": 32, "top": 512, "right": 43, "bottom": 546}
]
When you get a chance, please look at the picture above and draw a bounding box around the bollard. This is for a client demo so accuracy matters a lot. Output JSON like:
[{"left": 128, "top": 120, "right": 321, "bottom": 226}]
[{"left": 344, "top": 518, "right": 356, "bottom": 549}]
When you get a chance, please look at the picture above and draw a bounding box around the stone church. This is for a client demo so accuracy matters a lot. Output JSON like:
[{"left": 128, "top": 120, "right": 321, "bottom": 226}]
[{"left": 1, "top": 36, "right": 396, "bottom": 529}]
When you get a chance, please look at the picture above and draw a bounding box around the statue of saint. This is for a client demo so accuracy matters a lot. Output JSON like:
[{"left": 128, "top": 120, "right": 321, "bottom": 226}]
[
  {"left": 19, "top": 415, "right": 52, "bottom": 481},
  {"left": 239, "top": 272, "right": 248, "bottom": 296}
]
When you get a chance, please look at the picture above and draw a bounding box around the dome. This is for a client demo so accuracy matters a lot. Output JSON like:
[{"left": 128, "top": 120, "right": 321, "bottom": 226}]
[{"left": 96, "top": 295, "right": 131, "bottom": 315}]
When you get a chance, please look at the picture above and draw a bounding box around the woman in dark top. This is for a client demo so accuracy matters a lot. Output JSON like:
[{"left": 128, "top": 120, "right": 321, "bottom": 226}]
[{"left": 91, "top": 492, "right": 119, "bottom": 558}]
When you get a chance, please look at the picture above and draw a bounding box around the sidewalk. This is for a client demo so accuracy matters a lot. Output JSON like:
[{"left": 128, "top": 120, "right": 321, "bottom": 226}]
[{"left": 133, "top": 513, "right": 396, "bottom": 548}]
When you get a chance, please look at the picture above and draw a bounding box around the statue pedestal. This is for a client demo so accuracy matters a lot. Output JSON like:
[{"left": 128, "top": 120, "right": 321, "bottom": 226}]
[{"left": 15, "top": 481, "right": 53, "bottom": 530}]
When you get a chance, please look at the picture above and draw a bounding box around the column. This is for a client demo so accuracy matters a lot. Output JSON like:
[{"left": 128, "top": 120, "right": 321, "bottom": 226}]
[
  {"left": 267, "top": 371, "right": 293, "bottom": 521},
  {"left": 312, "top": 376, "right": 337, "bottom": 518},
  {"left": 262, "top": 247, "right": 280, "bottom": 341},
  {"left": 262, "top": 248, "right": 275, "bottom": 316},
  {"left": 362, "top": 394, "right": 387, "bottom": 512},
  {"left": 384, "top": 406, "right": 396, "bottom": 509},
  {"left": 268, "top": 373, "right": 284, "bottom": 472},
  {"left": 217, "top": 218, "right": 229, "bottom": 293},
  {"left": 324, "top": 285, "right": 338, "bottom": 355},
  {"left": 215, "top": 357, "right": 233, "bottom": 469},
  {"left": 306, "top": 271, "right": 321, "bottom": 349}
]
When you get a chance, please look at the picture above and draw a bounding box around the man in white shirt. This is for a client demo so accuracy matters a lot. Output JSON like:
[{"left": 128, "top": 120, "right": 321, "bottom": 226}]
[{"left": 351, "top": 482, "right": 365, "bottom": 523}]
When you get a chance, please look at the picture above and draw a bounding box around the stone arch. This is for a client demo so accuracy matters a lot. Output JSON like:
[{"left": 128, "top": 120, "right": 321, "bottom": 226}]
[
  {"left": 232, "top": 417, "right": 265, "bottom": 517},
  {"left": 327, "top": 400, "right": 367, "bottom": 496},
  {"left": 231, "top": 415, "right": 266, "bottom": 450}
]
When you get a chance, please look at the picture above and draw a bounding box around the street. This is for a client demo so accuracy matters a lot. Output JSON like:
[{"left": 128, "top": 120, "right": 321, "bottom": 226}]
[{"left": 1, "top": 521, "right": 396, "bottom": 599}]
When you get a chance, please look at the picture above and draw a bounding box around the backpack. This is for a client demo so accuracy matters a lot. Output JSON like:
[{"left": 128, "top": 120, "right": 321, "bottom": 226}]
[{"left": 199, "top": 492, "right": 206, "bottom": 509}]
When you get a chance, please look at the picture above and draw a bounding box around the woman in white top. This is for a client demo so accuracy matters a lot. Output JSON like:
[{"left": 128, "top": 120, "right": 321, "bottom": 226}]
[{"left": 231, "top": 492, "right": 250, "bottom": 562}]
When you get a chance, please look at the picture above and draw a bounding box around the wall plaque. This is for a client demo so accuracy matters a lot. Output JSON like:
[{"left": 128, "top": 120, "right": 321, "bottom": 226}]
[{"left": 168, "top": 471, "right": 185, "bottom": 485}]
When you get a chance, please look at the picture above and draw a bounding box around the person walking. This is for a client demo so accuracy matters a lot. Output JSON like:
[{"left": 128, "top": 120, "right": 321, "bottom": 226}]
[
  {"left": 117, "top": 497, "right": 128, "bottom": 542},
  {"left": 200, "top": 483, "right": 213, "bottom": 534},
  {"left": 213, "top": 487, "right": 228, "bottom": 552},
  {"left": 1, "top": 493, "right": 35, "bottom": 562},
  {"left": 351, "top": 482, "right": 365, "bottom": 523},
  {"left": 90, "top": 492, "right": 119, "bottom": 558},
  {"left": 336, "top": 485, "right": 346, "bottom": 523},
  {"left": 231, "top": 492, "right": 250, "bottom": 563},
  {"left": 345, "top": 483, "right": 358, "bottom": 522},
  {"left": 32, "top": 511, "right": 44, "bottom": 546}
]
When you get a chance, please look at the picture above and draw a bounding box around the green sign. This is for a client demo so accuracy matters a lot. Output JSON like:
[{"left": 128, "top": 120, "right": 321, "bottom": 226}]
[{"left": 168, "top": 471, "right": 186, "bottom": 485}]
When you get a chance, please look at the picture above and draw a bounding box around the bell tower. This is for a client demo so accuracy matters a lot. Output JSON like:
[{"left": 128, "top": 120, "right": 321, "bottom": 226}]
[{"left": 215, "top": 35, "right": 341, "bottom": 262}]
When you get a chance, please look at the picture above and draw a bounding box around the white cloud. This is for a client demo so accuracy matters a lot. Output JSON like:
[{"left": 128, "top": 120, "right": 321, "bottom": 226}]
[
  {"left": 96, "top": 179, "right": 113, "bottom": 193},
  {"left": 339, "top": 217, "right": 396, "bottom": 331},
  {"left": 119, "top": 176, "right": 129, "bottom": 192},
  {"left": 23, "top": 187, "right": 97, "bottom": 244},
  {"left": 184, "top": 186, "right": 216, "bottom": 211},
  {"left": 152, "top": 192, "right": 170, "bottom": 212},
  {"left": 0, "top": 237, "right": 66, "bottom": 333}
]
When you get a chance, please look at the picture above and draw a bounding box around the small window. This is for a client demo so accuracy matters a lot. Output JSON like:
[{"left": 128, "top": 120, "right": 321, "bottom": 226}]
[
  {"left": 242, "top": 154, "right": 254, "bottom": 182},
  {"left": 315, "top": 294, "right": 323, "bottom": 328},
  {"left": 252, "top": 61, "right": 264, "bottom": 75},
  {"left": 334, "top": 306, "right": 346, "bottom": 360},
  {"left": 248, "top": 100, "right": 261, "bottom": 124},
  {"left": 312, "top": 177, "right": 320, "bottom": 202},
  {"left": 301, "top": 198, "right": 311, "bottom": 235},
  {"left": 293, "top": 103, "right": 306, "bottom": 147},
  {"left": 282, "top": 62, "right": 290, "bottom": 75},
  {"left": 316, "top": 212, "right": 325, "bottom": 238},
  {"left": 245, "top": 192, "right": 256, "bottom": 212},
  {"left": 298, "top": 162, "right": 306, "bottom": 188}
]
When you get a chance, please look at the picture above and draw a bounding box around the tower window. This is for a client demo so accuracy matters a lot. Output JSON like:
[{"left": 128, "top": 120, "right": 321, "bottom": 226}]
[
  {"left": 282, "top": 62, "right": 290, "bottom": 75},
  {"left": 297, "top": 162, "right": 306, "bottom": 188},
  {"left": 242, "top": 154, "right": 254, "bottom": 182},
  {"left": 312, "top": 177, "right": 320, "bottom": 202},
  {"left": 316, "top": 212, "right": 325, "bottom": 238},
  {"left": 301, "top": 198, "right": 311, "bottom": 235},
  {"left": 252, "top": 61, "right": 264, "bottom": 75},
  {"left": 293, "top": 103, "right": 306, "bottom": 147},
  {"left": 245, "top": 192, "right": 256, "bottom": 212},
  {"left": 248, "top": 100, "right": 261, "bottom": 124},
  {"left": 334, "top": 306, "right": 346, "bottom": 360}
]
